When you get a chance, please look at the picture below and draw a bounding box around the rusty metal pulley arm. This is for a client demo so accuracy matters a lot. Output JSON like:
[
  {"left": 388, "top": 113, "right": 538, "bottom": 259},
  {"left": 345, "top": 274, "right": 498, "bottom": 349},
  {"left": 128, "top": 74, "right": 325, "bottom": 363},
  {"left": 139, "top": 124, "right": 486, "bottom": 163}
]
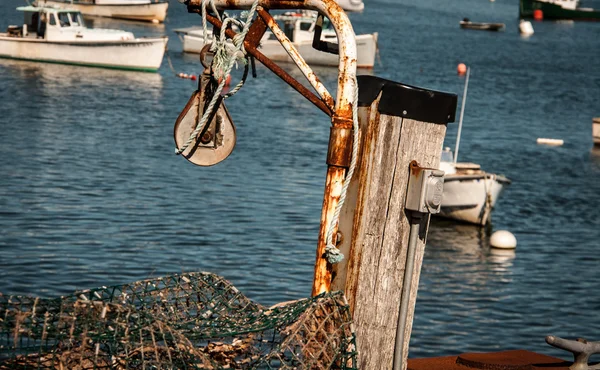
[
  {"left": 181, "top": 0, "right": 359, "bottom": 296},
  {"left": 196, "top": 10, "right": 334, "bottom": 116},
  {"left": 184, "top": 0, "right": 358, "bottom": 121}
]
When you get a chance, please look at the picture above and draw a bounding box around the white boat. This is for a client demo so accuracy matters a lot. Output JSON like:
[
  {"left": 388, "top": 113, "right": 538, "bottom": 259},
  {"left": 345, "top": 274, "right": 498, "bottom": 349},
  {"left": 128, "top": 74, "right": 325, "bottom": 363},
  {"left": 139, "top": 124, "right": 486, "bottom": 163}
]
[
  {"left": 336, "top": 0, "right": 364, "bottom": 12},
  {"left": 438, "top": 149, "right": 510, "bottom": 226},
  {"left": 174, "top": 12, "right": 378, "bottom": 68},
  {"left": 519, "top": 19, "right": 534, "bottom": 35},
  {"left": 436, "top": 68, "right": 510, "bottom": 226},
  {"left": 0, "top": 6, "right": 168, "bottom": 72},
  {"left": 593, "top": 117, "right": 600, "bottom": 147},
  {"left": 34, "top": 0, "right": 169, "bottom": 23}
]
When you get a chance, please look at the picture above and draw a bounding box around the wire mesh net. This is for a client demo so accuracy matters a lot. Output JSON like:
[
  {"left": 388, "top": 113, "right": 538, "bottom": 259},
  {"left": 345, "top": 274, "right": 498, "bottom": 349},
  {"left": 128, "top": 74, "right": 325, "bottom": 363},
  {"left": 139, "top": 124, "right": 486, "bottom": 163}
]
[{"left": 0, "top": 272, "right": 357, "bottom": 369}]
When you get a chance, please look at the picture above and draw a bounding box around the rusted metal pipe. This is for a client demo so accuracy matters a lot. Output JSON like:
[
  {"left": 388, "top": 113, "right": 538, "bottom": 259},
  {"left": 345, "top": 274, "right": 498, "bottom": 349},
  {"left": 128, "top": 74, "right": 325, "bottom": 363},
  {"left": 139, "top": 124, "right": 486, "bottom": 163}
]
[
  {"left": 186, "top": 0, "right": 358, "bottom": 119},
  {"left": 256, "top": 8, "right": 335, "bottom": 111},
  {"left": 201, "top": 12, "right": 334, "bottom": 116},
  {"left": 186, "top": 0, "right": 357, "bottom": 296}
]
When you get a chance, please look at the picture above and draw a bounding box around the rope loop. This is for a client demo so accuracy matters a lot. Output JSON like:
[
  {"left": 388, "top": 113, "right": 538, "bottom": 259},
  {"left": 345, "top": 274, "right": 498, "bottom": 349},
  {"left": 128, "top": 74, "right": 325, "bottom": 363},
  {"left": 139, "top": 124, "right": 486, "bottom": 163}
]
[{"left": 175, "top": 0, "right": 259, "bottom": 155}]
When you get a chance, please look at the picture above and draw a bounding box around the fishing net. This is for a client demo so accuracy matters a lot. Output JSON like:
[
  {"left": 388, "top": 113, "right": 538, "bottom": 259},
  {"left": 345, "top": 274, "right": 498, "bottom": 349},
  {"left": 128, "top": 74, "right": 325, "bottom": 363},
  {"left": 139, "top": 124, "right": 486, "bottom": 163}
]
[{"left": 0, "top": 272, "right": 357, "bottom": 369}]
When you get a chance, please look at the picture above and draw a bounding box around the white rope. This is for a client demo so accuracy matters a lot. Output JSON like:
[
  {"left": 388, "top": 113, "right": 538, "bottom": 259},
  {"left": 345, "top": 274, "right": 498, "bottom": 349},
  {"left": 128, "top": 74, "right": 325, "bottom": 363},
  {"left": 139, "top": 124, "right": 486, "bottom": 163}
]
[
  {"left": 176, "top": 0, "right": 259, "bottom": 155},
  {"left": 182, "top": 1, "right": 360, "bottom": 266},
  {"left": 324, "top": 83, "right": 360, "bottom": 264}
]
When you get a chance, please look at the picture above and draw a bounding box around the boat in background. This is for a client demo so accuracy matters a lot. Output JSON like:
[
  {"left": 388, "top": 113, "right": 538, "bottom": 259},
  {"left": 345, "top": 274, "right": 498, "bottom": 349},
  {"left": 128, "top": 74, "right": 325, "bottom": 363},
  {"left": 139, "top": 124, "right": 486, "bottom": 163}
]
[
  {"left": 175, "top": 12, "right": 378, "bottom": 68},
  {"left": 437, "top": 68, "right": 511, "bottom": 226},
  {"left": 460, "top": 18, "right": 505, "bottom": 31},
  {"left": 593, "top": 117, "right": 600, "bottom": 147},
  {"left": 519, "top": 0, "right": 600, "bottom": 20},
  {"left": 519, "top": 19, "right": 534, "bottom": 35},
  {"left": 34, "top": 0, "right": 169, "bottom": 23},
  {"left": 336, "top": 0, "right": 364, "bottom": 12},
  {"left": 438, "top": 149, "right": 510, "bottom": 226},
  {"left": 0, "top": 6, "right": 167, "bottom": 71}
]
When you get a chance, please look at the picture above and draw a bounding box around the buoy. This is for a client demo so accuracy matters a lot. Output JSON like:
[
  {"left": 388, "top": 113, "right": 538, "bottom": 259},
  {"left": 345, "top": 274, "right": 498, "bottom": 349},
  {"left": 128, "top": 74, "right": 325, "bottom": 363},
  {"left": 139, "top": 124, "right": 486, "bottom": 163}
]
[
  {"left": 490, "top": 230, "right": 517, "bottom": 249},
  {"left": 533, "top": 9, "right": 543, "bottom": 20},
  {"left": 519, "top": 20, "right": 534, "bottom": 35},
  {"left": 177, "top": 72, "right": 197, "bottom": 80},
  {"left": 152, "top": 19, "right": 159, "bottom": 24},
  {"left": 457, "top": 63, "right": 467, "bottom": 75},
  {"left": 537, "top": 138, "right": 564, "bottom": 146}
]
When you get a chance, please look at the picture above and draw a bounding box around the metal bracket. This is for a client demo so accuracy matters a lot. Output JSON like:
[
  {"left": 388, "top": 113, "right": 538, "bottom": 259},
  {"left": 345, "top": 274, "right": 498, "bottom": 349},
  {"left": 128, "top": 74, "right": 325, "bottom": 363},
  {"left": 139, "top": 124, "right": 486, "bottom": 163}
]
[
  {"left": 546, "top": 335, "right": 600, "bottom": 370},
  {"left": 312, "top": 13, "right": 339, "bottom": 55}
]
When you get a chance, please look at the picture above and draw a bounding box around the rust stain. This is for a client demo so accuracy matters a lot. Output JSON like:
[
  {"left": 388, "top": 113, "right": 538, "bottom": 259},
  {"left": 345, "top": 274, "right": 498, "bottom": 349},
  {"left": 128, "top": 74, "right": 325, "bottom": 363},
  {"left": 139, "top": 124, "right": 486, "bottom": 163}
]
[
  {"left": 327, "top": 125, "right": 352, "bottom": 168},
  {"left": 312, "top": 167, "right": 345, "bottom": 296},
  {"left": 257, "top": 8, "right": 335, "bottom": 112},
  {"left": 408, "top": 350, "right": 571, "bottom": 370},
  {"left": 409, "top": 160, "right": 424, "bottom": 177},
  {"left": 197, "top": 11, "right": 333, "bottom": 116}
]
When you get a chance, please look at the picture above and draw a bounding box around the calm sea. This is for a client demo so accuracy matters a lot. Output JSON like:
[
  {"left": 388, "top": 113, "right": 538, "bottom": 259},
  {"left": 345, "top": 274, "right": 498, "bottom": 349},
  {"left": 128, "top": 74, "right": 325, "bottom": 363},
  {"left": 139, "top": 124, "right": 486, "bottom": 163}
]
[{"left": 1, "top": 0, "right": 600, "bottom": 360}]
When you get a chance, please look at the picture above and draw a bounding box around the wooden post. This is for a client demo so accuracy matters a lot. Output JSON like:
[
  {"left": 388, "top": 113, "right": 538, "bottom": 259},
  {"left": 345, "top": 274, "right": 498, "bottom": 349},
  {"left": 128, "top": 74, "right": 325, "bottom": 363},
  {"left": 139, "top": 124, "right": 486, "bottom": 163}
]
[
  {"left": 330, "top": 76, "right": 457, "bottom": 369},
  {"left": 593, "top": 117, "right": 600, "bottom": 147}
]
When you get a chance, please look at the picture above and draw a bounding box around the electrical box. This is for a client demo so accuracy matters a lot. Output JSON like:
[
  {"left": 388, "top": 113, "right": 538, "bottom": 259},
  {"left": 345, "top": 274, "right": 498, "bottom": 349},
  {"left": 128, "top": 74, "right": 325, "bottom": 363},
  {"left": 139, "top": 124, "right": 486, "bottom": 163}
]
[{"left": 405, "top": 161, "right": 445, "bottom": 214}]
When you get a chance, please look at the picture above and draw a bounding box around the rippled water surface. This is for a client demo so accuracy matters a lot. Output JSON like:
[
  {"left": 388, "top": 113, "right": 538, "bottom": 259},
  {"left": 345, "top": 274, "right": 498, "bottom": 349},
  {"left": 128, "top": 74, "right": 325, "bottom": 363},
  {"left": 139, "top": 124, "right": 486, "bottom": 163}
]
[{"left": 1, "top": 0, "right": 600, "bottom": 360}]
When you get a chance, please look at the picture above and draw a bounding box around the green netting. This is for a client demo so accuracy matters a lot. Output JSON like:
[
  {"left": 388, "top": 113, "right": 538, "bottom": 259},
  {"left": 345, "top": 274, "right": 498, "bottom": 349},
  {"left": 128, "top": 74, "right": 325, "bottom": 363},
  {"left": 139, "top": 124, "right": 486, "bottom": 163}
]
[{"left": 0, "top": 272, "right": 358, "bottom": 369}]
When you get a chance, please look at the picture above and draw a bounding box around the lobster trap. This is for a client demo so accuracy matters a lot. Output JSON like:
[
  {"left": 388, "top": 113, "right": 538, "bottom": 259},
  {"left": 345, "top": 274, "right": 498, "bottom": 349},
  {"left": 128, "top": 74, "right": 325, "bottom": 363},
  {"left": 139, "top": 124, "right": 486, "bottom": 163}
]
[{"left": 0, "top": 272, "right": 357, "bottom": 369}]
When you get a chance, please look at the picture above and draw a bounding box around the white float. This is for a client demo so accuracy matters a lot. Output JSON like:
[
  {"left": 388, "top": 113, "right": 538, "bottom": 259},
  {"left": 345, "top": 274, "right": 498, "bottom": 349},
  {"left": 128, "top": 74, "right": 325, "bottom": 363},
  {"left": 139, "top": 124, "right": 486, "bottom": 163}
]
[{"left": 490, "top": 230, "right": 517, "bottom": 249}]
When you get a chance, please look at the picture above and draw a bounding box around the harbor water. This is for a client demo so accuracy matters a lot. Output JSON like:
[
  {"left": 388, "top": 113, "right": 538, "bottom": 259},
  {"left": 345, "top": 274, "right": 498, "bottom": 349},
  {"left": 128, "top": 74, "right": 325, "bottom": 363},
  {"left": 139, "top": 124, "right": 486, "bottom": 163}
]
[{"left": 1, "top": 0, "right": 600, "bottom": 360}]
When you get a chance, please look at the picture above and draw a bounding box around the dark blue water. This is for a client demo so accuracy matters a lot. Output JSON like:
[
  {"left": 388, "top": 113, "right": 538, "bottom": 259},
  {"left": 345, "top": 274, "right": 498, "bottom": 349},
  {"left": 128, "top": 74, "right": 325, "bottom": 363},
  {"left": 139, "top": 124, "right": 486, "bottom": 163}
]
[{"left": 1, "top": 0, "right": 600, "bottom": 361}]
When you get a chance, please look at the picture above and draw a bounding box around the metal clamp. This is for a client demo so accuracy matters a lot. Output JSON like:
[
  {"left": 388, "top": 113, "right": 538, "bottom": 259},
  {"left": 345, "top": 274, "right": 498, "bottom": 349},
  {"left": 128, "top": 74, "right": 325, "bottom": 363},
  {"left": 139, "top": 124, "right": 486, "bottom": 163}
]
[{"left": 546, "top": 335, "right": 600, "bottom": 370}]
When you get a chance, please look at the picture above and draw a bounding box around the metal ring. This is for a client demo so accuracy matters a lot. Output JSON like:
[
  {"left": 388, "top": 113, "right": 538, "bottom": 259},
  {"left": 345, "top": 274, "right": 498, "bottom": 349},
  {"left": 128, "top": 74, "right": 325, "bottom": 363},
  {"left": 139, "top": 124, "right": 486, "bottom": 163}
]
[{"left": 199, "top": 43, "right": 213, "bottom": 69}]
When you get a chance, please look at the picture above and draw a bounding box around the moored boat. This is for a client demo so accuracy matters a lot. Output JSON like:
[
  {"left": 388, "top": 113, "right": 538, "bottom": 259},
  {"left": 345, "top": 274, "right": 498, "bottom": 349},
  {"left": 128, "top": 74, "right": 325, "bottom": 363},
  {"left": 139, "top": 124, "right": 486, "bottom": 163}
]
[
  {"left": 34, "top": 0, "right": 169, "bottom": 23},
  {"left": 336, "top": 0, "right": 364, "bottom": 12},
  {"left": 437, "top": 68, "right": 510, "bottom": 226},
  {"left": 175, "top": 12, "right": 378, "bottom": 68},
  {"left": 438, "top": 149, "right": 511, "bottom": 226},
  {"left": 0, "top": 6, "right": 168, "bottom": 72},
  {"left": 459, "top": 18, "right": 506, "bottom": 31},
  {"left": 593, "top": 117, "right": 600, "bottom": 146},
  {"left": 519, "top": 0, "right": 600, "bottom": 20}
]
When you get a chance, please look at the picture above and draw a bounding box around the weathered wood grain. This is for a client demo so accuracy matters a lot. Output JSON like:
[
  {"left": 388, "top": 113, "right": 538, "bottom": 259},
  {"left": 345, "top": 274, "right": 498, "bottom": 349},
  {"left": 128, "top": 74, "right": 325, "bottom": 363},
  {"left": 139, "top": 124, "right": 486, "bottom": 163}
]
[{"left": 331, "top": 94, "right": 447, "bottom": 369}]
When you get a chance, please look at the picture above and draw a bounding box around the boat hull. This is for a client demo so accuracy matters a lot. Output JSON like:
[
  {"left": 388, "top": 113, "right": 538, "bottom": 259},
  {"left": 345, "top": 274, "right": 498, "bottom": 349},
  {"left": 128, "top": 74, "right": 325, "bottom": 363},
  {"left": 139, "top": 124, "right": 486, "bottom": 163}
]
[
  {"left": 594, "top": 117, "right": 600, "bottom": 146},
  {"left": 0, "top": 36, "right": 167, "bottom": 72},
  {"left": 179, "top": 32, "right": 378, "bottom": 68},
  {"left": 36, "top": 0, "right": 169, "bottom": 23},
  {"left": 437, "top": 173, "right": 509, "bottom": 226},
  {"left": 460, "top": 22, "right": 505, "bottom": 31},
  {"left": 519, "top": 0, "right": 600, "bottom": 20}
]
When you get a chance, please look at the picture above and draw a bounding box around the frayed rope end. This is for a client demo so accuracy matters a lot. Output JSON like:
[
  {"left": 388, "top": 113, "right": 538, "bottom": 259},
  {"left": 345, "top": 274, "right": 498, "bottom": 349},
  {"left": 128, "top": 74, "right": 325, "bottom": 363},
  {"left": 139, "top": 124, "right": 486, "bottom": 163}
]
[{"left": 325, "top": 244, "right": 344, "bottom": 264}]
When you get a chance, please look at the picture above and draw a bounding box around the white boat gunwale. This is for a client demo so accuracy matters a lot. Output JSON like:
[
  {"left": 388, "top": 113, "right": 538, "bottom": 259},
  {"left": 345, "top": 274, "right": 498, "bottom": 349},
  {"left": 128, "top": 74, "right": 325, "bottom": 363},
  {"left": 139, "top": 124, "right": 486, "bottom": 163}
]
[
  {"left": 174, "top": 11, "right": 378, "bottom": 68},
  {"left": 0, "top": 35, "right": 167, "bottom": 47},
  {"left": 1, "top": 5, "right": 167, "bottom": 72},
  {"left": 34, "top": 0, "right": 169, "bottom": 23},
  {"left": 444, "top": 173, "right": 511, "bottom": 184},
  {"left": 39, "top": 1, "right": 169, "bottom": 7}
]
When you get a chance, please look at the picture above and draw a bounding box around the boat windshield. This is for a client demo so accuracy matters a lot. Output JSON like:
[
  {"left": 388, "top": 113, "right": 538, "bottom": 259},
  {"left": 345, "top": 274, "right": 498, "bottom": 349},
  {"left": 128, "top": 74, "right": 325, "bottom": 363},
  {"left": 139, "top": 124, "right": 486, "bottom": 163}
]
[
  {"left": 57, "top": 11, "right": 84, "bottom": 27},
  {"left": 68, "top": 12, "right": 85, "bottom": 27}
]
